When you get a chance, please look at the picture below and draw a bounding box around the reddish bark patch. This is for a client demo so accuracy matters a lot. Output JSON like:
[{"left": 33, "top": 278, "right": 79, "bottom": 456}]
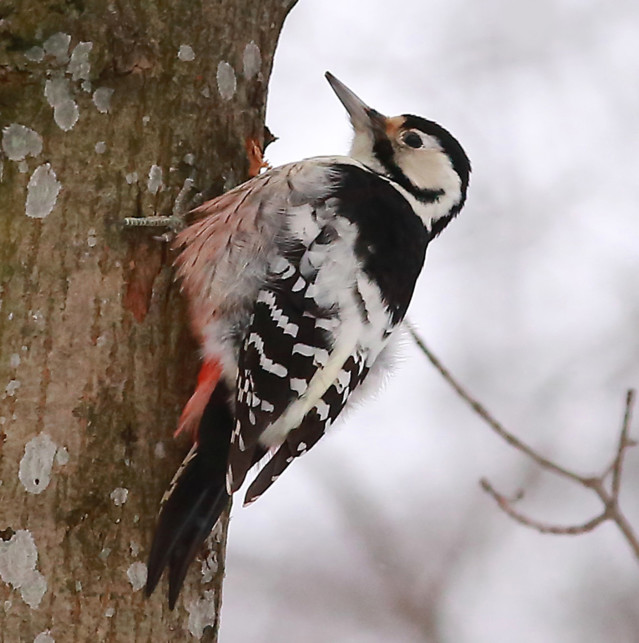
[
  {"left": 123, "top": 239, "right": 163, "bottom": 322},
  {"left": 245, "top": 136, "right": 270, "bottom": 177}
]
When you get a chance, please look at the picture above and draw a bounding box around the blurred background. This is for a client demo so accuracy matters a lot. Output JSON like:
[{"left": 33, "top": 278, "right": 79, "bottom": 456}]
[{"left": 220, "top": 1, "right": 639, "bottom": 641}]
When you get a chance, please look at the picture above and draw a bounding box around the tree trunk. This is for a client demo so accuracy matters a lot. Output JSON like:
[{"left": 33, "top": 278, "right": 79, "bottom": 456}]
[{"left": 0, "top": 1, "right": 296, "bottom": 639}]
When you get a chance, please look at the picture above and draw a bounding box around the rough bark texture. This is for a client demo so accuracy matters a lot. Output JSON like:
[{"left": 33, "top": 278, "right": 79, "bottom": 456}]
[{"left": 0, "top": 1, "right": 296, "bottom": 640}]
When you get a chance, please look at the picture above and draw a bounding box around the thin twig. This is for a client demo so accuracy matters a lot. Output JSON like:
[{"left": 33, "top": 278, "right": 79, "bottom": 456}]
[
  {"left": 605, "top": 503, "right": 639, "bottom": 561},
  {"left": 406, "top": 321, "right": 639, "bottom": 562},
  {"left": 405, "top": 321, "right": 588, "bottom": 484},
  {"left": 480, "top": 479, "right": 608, "bottom": 535},
  {"left": 611, "top": 389, "right": 635, "bottom": 498}
]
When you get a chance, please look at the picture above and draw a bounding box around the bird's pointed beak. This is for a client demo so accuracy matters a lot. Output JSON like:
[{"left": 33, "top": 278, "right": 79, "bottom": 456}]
[{"left": 325, "top": 72, "right": 386, "bottom": 135}]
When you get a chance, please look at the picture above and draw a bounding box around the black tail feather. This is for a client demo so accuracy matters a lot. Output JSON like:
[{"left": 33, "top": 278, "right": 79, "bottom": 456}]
[
  {"left": 146, "top": 381, "right": 233, "bottom": 608},
  {"left": 166, "top": 485, "right": 229, "bottom": 608}
]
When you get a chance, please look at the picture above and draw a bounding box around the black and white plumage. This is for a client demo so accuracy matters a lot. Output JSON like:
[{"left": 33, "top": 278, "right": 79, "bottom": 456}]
[{"left": 145, "top": 72, "right": 471, "bottom": 607}]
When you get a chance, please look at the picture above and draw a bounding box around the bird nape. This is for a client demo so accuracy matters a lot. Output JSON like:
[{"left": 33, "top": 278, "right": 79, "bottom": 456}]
[{"left": 145, "top": 71, "right": 470, "bottom": 608}]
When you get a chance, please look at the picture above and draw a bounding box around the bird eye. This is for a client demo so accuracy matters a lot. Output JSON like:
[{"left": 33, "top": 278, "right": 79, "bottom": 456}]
[{"left": 402, "top": 131, "right": 423, "bottom": 149}]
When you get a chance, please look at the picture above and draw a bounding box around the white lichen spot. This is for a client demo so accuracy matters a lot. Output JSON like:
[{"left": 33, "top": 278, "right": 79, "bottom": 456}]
[
  {"left": 242, "top": 41, "right": 261, "bottom": 79},
  {"left": 104, "top": 607, "right": 115, "bottom": 618},
  {"left": 44, "top": 77, "right": 68, "bottom": 106},
  {"left": 0, "top": 530, "right": 48, "bottom": 609},
  {"left": 200, "top": 548, "right": 217, "bottom": 584},
  {"left": 44, "top": 77, "right": 79, "bottom": 131},
  {"left": 19, "top": 433, "right": 57, "bottom": 494},
  {"left": 5, "top": 379, "right": 20, "bottom": 397},
  {"left": 55, "top": 446, "right": 69, "bottom": 466},
  {"left": 183, "top": 153, "right": 195, "bottom": 166},
  {"left": 75, "top": 580, "right": 82, "bottom": 592},
  {"left": 125, "top": 171, "right": 138, "bottom": 185},
  {"left": 43, "top": 32, "right": 71, "bottom": 63},
  {"left": 201, "top": 85, "right": 210, "bottom": 98},
  {"left": 3, "top": 599, "right": 11, "bottom": 612},
  {"left": 126, "top": 562, "right": 147, "bottom": 591},
  {"left": 147, "top": 165, "right": 163, "bottom": 194},
  {"left": 18, "top": 161, "right": 29, "bottom": 173},
  {"left": 67, "top": 41, "right": 93, "bottom": 81},
  {"left": 133, "top": 514, "right": 139, "bottom": 524},
  {"left": 21, "top": 573, "right": 47, "bottom": 609},
  {"left": 96, "top": 333, "right": 108, "bottom": 348},
  {"left": 26, "top": 164, "right": 61, "bottom": 219},
  {"left": 92, "top": 87, "right": 114, "bottom": 114},
  {"left": 94, "top": 141, "right": 106, "bottom": 154},
  {"left": 99, "top": 547, "right": 111, "bottom": 561},
  {"left": 25, "top": 46, "right": 44, "bottom": 62},
  {"left": 142, "top": 115, "right": 150, "bottom": 126},
  {"left": 186, "top": 590, "right": 217, "bottom": 638},
  {"left": 31, "top": 310, "right": 46, "bottom": 330},
  {"left": 56, "top": 100, "right": 79, "bottom": 131},
  {"left": 34, "top": 631, "right": 55, "bottom": 643},
  {"left": 216, "top": 61, "right": 236, "bottom": 101},
  {"left": 10, "top": 353, "right": 21, "bottom": 368},
  {"left": 153, "top": 442, "right": 165, "bottom": 459},
  {"left": 81, "top": 80, "right": 92, "bottom": 93},
  {"left": 2, "top": 124, "right": 43, "bottom": 161},
  {"left": 178, "top": 44, "right": 195, "bottom": 62},
  {"left": 129, "top": 541, "right": 140, "bottom": 557},
  {"left": 110, "top": 487, "right": 128, "bottom": 506}
]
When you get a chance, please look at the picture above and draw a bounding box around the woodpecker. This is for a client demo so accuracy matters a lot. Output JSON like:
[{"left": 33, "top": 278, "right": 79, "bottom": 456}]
[{"left": 145, "top": 72, "right": 470, "bottom": 608}]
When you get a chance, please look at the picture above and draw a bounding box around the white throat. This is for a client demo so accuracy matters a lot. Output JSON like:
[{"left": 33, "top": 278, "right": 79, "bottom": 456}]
[{"left": 349, "top": 133, "right": 385, "bottom": 174}]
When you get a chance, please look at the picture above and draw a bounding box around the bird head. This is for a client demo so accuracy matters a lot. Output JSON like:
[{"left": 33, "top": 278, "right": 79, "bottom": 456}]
[{"left": 325, "top": 72, "right": 471, "bottom": 234}]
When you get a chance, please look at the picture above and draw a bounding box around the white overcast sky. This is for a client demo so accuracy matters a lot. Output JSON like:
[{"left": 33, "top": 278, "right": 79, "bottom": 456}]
[{"left": 220, "top": 1, "right": 639, "bottom": 642}]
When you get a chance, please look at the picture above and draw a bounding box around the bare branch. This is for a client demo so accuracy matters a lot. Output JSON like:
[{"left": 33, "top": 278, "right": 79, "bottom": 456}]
[
  {"left": 605, "top": 503, "right": 639, "bottom": 561},
  {"left": 480, "top": 479, "right": 608, "bottom": 535},
  {"left": 611, "top": 390, "right": 636, "bottom": 498},
  {"left": 405, "top": 321, "right": 588, "bottom": 484},
  {"left": 406, "top": 321, "right": 639, "bottom": 562}
]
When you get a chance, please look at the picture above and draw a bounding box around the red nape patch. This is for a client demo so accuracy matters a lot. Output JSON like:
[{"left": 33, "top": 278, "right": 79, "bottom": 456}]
[{"left": 175, "top": 358, "right": 223, "bottom": 441}]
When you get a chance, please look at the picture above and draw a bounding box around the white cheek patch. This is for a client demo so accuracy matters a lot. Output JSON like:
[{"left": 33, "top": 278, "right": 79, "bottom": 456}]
[
  {"left": 397, "top": 148, "right": 454, "bottom": 191},
  {"left": 393, "top": 149, "right": 462, "bottom": 227}
]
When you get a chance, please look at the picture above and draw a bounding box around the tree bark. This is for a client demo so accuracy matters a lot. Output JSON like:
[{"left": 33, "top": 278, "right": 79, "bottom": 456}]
[{"left": 0, "top": 1, "right": 296, "bottom": 639}]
